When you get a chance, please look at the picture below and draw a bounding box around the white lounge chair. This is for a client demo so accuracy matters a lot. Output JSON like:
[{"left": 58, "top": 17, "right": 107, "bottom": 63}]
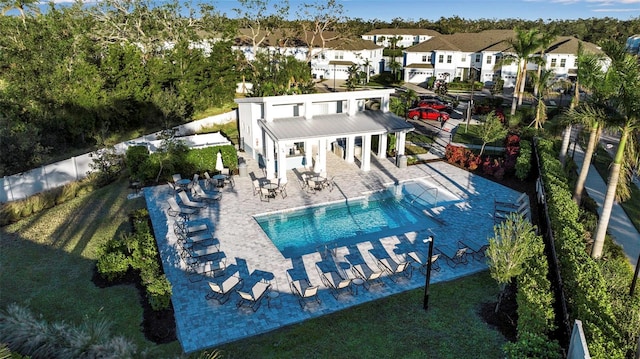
[
  {"left": 289, "top": 278, "right": 320, "bottom": 309},
  {"left": 167, "top": 197, "right": 198, "bottom": 218},
  {"left": 191, "top": 182, "right": 221, "bottom": 202},
  {"left": 350, "top": 262, "right": 385, "bottom": 289},
  {"left": 407, "top": 251, "right": 441, "bottom": 274},
  {"left": 178, "top": 191, "right": 207, "bottom": 208},
  {"left": 236, "top": 280, "right": 271, "bottom": 312},
  {"left": 205, "top": 271, "right": 243, "bottom": 304},
  {"left": 316, "top": 265, "right": 352, "bottom": 299},
  {"left": 374, "top": 252, "right": 413, "bottom": 282}
]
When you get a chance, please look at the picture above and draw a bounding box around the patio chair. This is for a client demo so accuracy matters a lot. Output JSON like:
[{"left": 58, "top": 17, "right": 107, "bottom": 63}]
[
  {"left": 223, "top": 173, "right": 235, "bottom": 188},
  {"left": 178, "top": 191, "right": 207, "bottom": 209},
  {"left": 205, "top": 271, "right": 243, "bottom": 304},
  {"left": 443, "top": 246, "right": 469, "bottom": 268},
  {"left": 203, "top": 171, "right": 215, "bottom": 189},
  {"left": 322, "top": 176, "right": 336, "bottom": 192},
  {"left": 172, "top": 174, "right": 182, "bottom": 183},
  {"left": 236, "top": 279, "right": 271, "bottom": 312},
  {"left": 406, "top": 251, "right": 441, "bottom": 274},
  {"left": 289, "top": 278, "right": 321, "bottom": 309},
  {"left": 274, "top": 182, "right": 288, "bottom": 199},
  {"left": 167, "top": 197, "right": 198, "bottom": 219},
  {"left": 259, "top": 187, "right": 271, "bottom": 202},
  {"left": 374, "top": 253, "right": 413, "bottom": 282},
  {"left": 191, "top": 182, "right": 222, "bottom": 203},
  {"left": 306, "top": 179, "right": 317, "bottom": 193},
  {"left": 316, "top": 265, "right": 352, "bottom": 299},
  {"left": 350, "top": 262, "right": 385, "bottom": 289},
  {"left": 458, "top": 240, "right": 488, "bottom": 261},
  {"left": 252, "top": 179, "right": 261, "bottom": 196},
  {"left": 186, "top": 257, "right": 227, "bottom": 282},
  {"left": 188, "top": 173, "right": 199, "bottom": 189}
]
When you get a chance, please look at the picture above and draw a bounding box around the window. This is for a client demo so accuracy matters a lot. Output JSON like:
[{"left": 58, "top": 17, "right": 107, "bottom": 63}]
[
  {"left": 560, "top": 59, "right": 566, "bottom": 68},
  {"left": 461, "top": 55, "right": 466, "bottom": 62},
  {"left": 438, "top": 54, "right": 444, "bottom": 63},
  {"left": 422, "top": 55, "right": 427, "bottom": 62},
  {"left": 334, "top": 52, "right": 343, "bottom": 60},
  {"left": 486, "top": 55, "right": 492, "bottom": 64},
  {"left": 550, "top": 59, "right": 557, "bottom": 67},
  {"left": 447, "top": 55, "right": 452, "bottom": 63},
  {"left": 475, "top": 54, "right": 481, "bottom": 62}
]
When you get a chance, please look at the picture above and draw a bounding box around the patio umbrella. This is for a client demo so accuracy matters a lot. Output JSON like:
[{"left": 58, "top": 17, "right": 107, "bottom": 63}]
[
  {"left": 216, "top": 150, "right": 224, "bottom": 172},
  {"left": 313, "top": 154, "right": 321, "bottom": 174}
]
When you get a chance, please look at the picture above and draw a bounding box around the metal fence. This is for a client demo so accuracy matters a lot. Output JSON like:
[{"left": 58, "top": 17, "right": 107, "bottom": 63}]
[{"left": 1, "top": 111, "right": 236, "bottom": 203}]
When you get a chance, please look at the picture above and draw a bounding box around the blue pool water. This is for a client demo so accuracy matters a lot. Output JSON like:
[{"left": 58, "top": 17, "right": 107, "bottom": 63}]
[{"left": 255, "top": 181, "right": 451, "bottom": 258}]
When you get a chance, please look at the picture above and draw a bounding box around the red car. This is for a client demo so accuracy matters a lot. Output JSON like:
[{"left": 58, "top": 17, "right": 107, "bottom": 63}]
[
  {"left": 416, "top": 99, "right": 453, "bottom": 113},
  {"left": 407, "top": 107, "right": 450, "bottom": 122}
]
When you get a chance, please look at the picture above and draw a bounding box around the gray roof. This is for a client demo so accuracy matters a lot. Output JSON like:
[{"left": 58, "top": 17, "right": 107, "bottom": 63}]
[{"left": 259, "top": 111, "right": 414, "bottom": 141}]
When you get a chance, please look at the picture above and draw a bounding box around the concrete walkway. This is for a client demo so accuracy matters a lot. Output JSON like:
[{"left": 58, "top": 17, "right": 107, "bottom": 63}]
[{"left": 572, "top": 143, "right": 640, "bottom": 267}]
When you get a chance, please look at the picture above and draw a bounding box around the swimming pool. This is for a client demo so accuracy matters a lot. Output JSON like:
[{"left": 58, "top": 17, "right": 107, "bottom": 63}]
[{"left": 255, "top": 180, "right": 457, "bottom": 258}]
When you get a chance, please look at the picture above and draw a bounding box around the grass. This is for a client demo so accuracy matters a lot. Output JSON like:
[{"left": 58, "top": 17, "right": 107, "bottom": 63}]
[
  {"left": 0, "top": 177, "right": 507, "bottom": 358},
  {"left": 219, "top": 271, "right": 505, "bottom": 358}
]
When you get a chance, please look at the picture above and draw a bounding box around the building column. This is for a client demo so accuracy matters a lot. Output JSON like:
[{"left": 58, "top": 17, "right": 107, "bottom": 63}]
[
  {"left": 345, "top": 136, "right": 356, "bottom": 163},
  {"left": 396, "top": 131, "right": 406, "bottom": 156},
  {"left": 378, "top": 134, "right": 387, "bottom": 159},
  {"left": 276, "top": 142, "right": 288, "bottom": 184},
  {"left": 316, "top": 139, "right": 327, "bottom": 174},
  {"left": 265, "top": 136, "right": 276, "bottom": 180},
  {"left": 361, "top": 134, "right": 371, "bottom": 171}
]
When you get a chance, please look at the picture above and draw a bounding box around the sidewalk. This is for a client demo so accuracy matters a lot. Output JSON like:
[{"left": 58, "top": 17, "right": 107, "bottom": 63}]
[{"left": 572, "top": 144, "right": 639, "bottom": 267}]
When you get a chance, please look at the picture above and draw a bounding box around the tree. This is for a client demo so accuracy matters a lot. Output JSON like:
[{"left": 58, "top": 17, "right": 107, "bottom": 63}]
[
  {"left": 591, "top": 40, "right": 640, "bottom": 259},
  {"left": 345, "top": 64, "right": 360, "bottom": 91},
  {"left": 295, "top": 0, "right": 345, "bottom": 64},
  {"left": 532, "top": 31, "right": 556, "bottom": 98},
  {"left": 1, "top": 0, "right": 39, "bottom": 25},
  {"left": 361, "top": 57, "right": 372, "bottom": 84},
  {"left": 478, "top": 112, "right": 508, "bottom": 156},
  {"left": 234, "top": 0, "right": 289, "bottom": 61},
  {"left": 530, "top": 69, "right": 554, "bottom": 129},
  {"left": 559, "top": 42, "right": 605, "bottom": 166},
  {"left": 503, "top": 28, "right": 543, "bottom": 116},
  {"left": 486, "top": 213, "right": 537, "bottom": 313}
]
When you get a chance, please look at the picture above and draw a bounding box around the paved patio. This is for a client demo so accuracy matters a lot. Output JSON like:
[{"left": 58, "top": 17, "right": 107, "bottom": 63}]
[{"left": 143, "top": 153, "right": 524, "bottom": 353}]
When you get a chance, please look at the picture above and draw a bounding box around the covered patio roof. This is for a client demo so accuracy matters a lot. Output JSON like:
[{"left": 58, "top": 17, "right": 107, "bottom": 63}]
[{"left": 259, "top": 111, "right": 414, "bottom": 141}]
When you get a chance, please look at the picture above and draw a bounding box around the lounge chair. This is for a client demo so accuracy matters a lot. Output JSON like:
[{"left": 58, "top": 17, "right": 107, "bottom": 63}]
[
  {"left": 203, "top": 171, "right": 215, "bottom": 189},
  {"left": 205, "top": 271, "right": 243, "bottom": 304},
  {"left": 289, "top": 278, "right": 321, "bottom": 309},
  {"left": 167, "top": 197, "right": 198, "bottom": 219},
  {"left": 407, "top": 251, "right": 441, "bottom": 274},
  {"left": 374, "top": 253, "right": 413, "bottom": 282},
  {"left": 191, "top": 182, "right": 221, "bottom": 202},
  {"left": 316, "top": 265, "right": 352, "bottom": 299},
  {"left": 252, "top": 179, "right": 261, "bottom": 196},
  {"left": 350, "top": 262, "right": 385, "bottom": 289},
  {"left": 186, "top": 257, "right": 227, "bottom": 282},
  {"left": 236, "top": 279, "right": 271, "bottom": 312},
  {"left": 442, "top": 246, "right": 469, "bottom": 268},
  {"left": 458, "top": 240, "right": 488, "bottom": 261},
  {"left": 172, "top": 174, "right": 182, "bottom": 183},
  {"left": 178, "top": 191, "right": 207, "bottom": 209}
]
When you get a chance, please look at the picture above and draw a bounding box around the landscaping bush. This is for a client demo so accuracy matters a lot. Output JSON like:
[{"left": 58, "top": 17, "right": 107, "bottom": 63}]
[
  {"left": 125, "top": 145, "right": 150, "bottom": 180},
  {"left": 96, "top": 251, "right": 131, "bottom": 282},
  {"left": 515, "top": 140, "right": 531, "bottom": 180},
  {"left": 536, "top": 137, "right": 639, "bottom": 358},
  {"left": 146, "top": 275, "right": 173, "bottom": 311},
  {"left": 0, "top": 303, "right": 137, "bottom": 358}
]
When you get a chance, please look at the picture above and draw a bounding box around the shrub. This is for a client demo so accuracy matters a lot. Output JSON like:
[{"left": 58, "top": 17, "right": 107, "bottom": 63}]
[
  {"left": 125, "top": 145, "right": 150, "bottom": 180},
  {"left": 96, "top": 252, "right": 130, "bottom": 282},
  {"left": 146, "top": 275, "right": 173, "bottom": 311},
  {"left": 515, "top": 140, "right": 532, "bottom": 180}
]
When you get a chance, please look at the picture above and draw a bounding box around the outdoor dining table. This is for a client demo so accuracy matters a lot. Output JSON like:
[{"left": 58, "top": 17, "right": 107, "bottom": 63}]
[
  {"left": 263, "top": 182, "right": 279, "bottom": 198},
  {"left": 309, "top": 176, "right": 326, "bottom": 190},
  {"left": 212, "top": 174, "right": 227, "bottom": 188}
]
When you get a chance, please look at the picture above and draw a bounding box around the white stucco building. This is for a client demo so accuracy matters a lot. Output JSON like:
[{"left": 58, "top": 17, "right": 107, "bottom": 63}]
[{"left": 234, "top": 90, "right": 414, "bottom": 184}]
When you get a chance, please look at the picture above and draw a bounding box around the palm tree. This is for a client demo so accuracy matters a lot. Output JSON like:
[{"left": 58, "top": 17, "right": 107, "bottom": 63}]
[
  {"left": 530, "top": 68, "right": 554, "bottom": 129},
  {"left": 591, "top": 40, "right": 640, "bottom": 259},
  {"left": 503, "top": 28, "right": 543, "bottom": 116},
  {"left": 559, "top": 43, "right": 605, "bottom": 166},
  {"left": 361, "top": 58, "right": 372, "bottom": 84},
  {"left": 570, "top": 104, "right": 607, "bottom": 206},
  {"left": 533, "top": 32, "right": 556, "bottom": 98}
]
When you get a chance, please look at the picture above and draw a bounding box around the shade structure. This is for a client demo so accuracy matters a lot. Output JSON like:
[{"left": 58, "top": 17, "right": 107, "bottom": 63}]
[{"left": 216, "top": 151, "right": 224, "bottom": 172}]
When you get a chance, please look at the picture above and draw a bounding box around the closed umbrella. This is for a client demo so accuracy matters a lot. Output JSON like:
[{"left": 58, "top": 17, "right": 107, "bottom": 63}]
[
  {"left": 313, "top": 154, "right": 321, "bottom": 174},
  {"left": 216, "top": 150, "right": 224, "bottom": 172}
]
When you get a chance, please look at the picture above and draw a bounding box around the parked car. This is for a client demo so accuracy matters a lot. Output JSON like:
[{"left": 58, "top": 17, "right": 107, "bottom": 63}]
[
  {"left": 416, "top": 99, "right": 453, "bottom": 113},
  {"left": 407, "top": 107, "right": 450, "bottom": 122}
]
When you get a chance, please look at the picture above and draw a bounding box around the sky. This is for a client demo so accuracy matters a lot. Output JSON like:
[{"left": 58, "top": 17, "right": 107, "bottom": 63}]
[
  {"left": 40, "top": 0, "right": 640, "bottom": 22},
  {"left": 208, "top": 0, "right": 640, "bottom": 21}
]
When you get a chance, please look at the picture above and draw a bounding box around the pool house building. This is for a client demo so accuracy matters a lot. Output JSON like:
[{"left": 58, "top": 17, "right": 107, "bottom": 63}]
[{"left": 234, "top": 89, "right": 415, "bottom": 183}]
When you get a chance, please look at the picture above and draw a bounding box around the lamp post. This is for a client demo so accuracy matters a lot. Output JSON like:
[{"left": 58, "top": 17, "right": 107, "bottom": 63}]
[
  {"left": 423, "top": 235, "right": 434, "bottom": 311},
  {"left": 466, "top": 66, "right": 479, "bottom": 132}
]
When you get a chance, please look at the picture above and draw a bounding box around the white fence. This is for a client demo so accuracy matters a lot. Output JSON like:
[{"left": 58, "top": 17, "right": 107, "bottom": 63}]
[{"left": 1, "top": 111, "right": 236, "bottom": 203}]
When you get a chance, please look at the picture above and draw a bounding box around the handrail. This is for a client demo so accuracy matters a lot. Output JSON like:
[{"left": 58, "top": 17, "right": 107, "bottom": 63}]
[{"left": 410, "top": 185, "right": 439, "bottom": 208}]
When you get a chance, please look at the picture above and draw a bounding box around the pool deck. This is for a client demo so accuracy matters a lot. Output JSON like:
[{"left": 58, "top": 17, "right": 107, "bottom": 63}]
[{"left": 144, "top": 154, "right": 524, "bottom": 353}]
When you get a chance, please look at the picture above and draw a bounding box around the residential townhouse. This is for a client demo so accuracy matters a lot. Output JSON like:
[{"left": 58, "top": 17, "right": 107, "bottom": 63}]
[
  {"left": 401, "top": 29, "right": 603, "bottom": 87},
  {"left": 361, "top": 28, "right": 440, "bottom": 48}
]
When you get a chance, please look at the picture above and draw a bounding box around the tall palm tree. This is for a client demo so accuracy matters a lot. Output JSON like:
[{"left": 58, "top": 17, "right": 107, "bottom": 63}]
[
  {"left": 570, "top": 104, "right": 607, "bottom": 206},
  {"left": 591, "top": 40, "right": 640, "bottom": 259},
  {"left": 503, "top": 28, "right": 543, "bottom": 116},
  {"left": 559, "top": 43, "right": 605, "bottom": 166},
  {"left": 533, "top": 32, "right": 556, "bottom": 98},
  {"left": 530, "top": 68, "right": 554, "bottom": 129},
  {"left": 361, "top": 58, "right": 372, "bottom": 84}
]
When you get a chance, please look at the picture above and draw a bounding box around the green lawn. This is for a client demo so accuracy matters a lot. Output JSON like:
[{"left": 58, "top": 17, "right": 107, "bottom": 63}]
[
  {"left": 451, "top": 124, "right": 503, "bottom": 149},
  {"left": 0, "top": 178, "right": 506, "bottom": 358}
]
